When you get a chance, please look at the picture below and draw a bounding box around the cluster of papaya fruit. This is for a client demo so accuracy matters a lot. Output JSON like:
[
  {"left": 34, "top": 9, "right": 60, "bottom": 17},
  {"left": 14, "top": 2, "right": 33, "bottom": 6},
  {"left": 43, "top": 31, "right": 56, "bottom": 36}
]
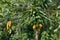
[{"left": 33, "top": 23, "right": 42, "bottom": 30}]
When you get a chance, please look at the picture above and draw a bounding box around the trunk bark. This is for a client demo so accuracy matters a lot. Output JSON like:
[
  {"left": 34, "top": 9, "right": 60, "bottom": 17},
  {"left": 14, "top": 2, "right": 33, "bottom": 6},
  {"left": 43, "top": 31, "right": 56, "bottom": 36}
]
[{"left": 35, "top": 29, "right": 40, "bottom": 40}]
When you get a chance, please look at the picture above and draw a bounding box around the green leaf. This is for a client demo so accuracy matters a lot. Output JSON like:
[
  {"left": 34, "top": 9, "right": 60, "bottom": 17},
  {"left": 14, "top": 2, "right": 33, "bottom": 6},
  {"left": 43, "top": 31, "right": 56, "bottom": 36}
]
[{"left": 0, "top": 15, "right": 3, "bottom": 18}]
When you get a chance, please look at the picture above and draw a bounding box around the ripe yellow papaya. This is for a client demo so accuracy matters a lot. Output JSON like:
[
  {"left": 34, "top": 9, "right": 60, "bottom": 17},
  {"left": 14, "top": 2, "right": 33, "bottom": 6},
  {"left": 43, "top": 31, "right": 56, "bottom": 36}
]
[
  {"left": 39, "top": 24, "right": 42, "bottom": 29},
  {"left": 7, "top": 21, "right": 12, "bottom": 30},
  {"left": 33, "top": 24, "right": 36, "bottom": 30}
]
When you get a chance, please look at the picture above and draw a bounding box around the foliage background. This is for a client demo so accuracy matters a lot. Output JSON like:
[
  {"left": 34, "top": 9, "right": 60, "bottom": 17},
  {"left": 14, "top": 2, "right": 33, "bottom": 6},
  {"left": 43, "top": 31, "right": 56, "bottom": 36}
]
[{"left": 0, "top": 0, "right": 60, "bottom": 40}]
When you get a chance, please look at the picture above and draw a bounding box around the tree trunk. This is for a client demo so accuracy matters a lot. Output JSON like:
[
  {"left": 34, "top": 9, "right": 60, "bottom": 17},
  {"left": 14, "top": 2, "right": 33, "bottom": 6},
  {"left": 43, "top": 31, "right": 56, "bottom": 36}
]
[{"left": 35, "top": 29, "right": 40, "bottom": 40}]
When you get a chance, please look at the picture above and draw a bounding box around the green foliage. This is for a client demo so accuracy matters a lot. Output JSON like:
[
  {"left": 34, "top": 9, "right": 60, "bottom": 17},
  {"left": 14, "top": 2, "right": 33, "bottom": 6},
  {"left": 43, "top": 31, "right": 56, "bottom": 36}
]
[{"left": 0, "top": 0, "right": 60, "bottom": 40}]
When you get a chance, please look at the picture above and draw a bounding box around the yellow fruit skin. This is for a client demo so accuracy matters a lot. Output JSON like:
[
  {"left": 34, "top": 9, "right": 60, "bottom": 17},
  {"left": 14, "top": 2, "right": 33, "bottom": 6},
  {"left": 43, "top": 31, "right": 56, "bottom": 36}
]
[
  {"left": 7, "top": 21, "right": 12, "bottom": 30},
  {"left": 33, "top": 24, "right": 36, "bottom": 30},
  {"left": 39, "top": 24, "right": 42, "bottom": 29}
]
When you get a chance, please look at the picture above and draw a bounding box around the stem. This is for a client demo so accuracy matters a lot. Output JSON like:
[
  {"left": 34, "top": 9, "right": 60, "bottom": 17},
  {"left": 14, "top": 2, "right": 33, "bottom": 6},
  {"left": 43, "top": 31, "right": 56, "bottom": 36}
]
[{"left": 35, "top": 29, "right": 40, "bottom": 40}]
